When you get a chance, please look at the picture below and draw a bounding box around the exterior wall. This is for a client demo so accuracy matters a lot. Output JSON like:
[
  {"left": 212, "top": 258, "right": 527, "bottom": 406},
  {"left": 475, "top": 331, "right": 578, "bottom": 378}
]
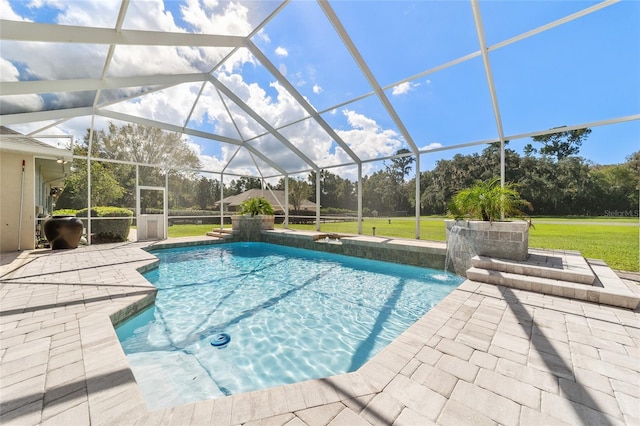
[{"left": 1, "top": 152, "right": 35, "bottom": 251}]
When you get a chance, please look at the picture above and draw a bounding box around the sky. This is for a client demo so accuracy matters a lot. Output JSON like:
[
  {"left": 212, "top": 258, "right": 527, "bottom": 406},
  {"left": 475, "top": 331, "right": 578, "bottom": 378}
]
[{"left": 1, "top": 0, "right": 638, "bottom": 182}]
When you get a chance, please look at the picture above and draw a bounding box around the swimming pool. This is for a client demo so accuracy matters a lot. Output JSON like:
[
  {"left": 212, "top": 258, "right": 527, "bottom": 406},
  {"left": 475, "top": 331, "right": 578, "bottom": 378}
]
[{"left": 116, "top": 242, "right": 463, "bottom": 410}]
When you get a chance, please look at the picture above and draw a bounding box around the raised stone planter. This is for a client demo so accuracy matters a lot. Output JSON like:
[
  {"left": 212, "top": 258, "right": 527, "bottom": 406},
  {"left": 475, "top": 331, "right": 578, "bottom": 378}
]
[
  {"left": 445, "top": 219, "right": 530, "bottom": 276},
  {"left": 231, "top": 215, "right": 274, "bottom": 241}
]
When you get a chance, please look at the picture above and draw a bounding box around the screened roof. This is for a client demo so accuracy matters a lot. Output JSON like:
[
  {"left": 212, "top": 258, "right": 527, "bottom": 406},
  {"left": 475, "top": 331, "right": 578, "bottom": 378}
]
[{"left": 1, "top": 0, "right": 638, "bottom": 179}]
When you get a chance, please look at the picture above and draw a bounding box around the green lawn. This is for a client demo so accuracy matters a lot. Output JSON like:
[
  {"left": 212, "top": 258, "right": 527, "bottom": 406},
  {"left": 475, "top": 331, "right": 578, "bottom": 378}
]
[{"left": 168, "top": 216, "right": 639, "bottom": 272}]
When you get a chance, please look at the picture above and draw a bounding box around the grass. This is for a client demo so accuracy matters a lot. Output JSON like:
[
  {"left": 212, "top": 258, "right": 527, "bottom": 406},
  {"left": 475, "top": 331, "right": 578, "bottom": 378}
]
[
  {"left": 167, "top": 224, "right": 219, "bottom": 238},
  {"left": 531, "top": 216, "right": 638, "bottom": 223},
  {"left": 167, "top": 216, "right": 639, "bottom": 272}
]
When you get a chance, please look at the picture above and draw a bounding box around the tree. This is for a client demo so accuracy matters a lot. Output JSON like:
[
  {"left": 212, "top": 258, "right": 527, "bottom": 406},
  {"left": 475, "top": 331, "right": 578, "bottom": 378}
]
[
  {"left": 362, "top": 170, "right": 394, "bottom": 213},
  {"left": 485, "top": 140, "right": 510, "bottom": 154},
  {"left": 288, "top": 178, "right": 312, "bottom": 211},
  {"left": 90, "top": 123, "right": 201, "bottom": 195},
  {"left": 385, "top": 148, "right": 415, "bottom": 183},
  {"left": 381, "top": 148, "right": 416, "bottom": 214},
  {"left": 228, "top": 176, "right": 262, "bottom": 195},
  {"left": 58, "top": 123, "right": 203, "bottom": 210},
  {"left": 307, "top": 170, "right": 356, "bottom": 210},
  {"left": 196, "top": 176, "right": 216, "bottom": 209},
  {"left": 593, "top": 159, "right": 639, "bottom": 214},
  {"left": 91, "top": 122, "right": 201, "bottom": 171},
  {"left": 169, "top": 173, "right": 198, "bottom": 209},
  {"left": 626, "top": 151, "right": 640, "bottom": 177},
  {"left": 523, "top": 144, "right": 536, "bottom": 157},
  {"left": 56, "top": 153, "right": 125, "bottom": 209},
  {"left": 532, "top": 127, "right": 591, "bottom": 161}
]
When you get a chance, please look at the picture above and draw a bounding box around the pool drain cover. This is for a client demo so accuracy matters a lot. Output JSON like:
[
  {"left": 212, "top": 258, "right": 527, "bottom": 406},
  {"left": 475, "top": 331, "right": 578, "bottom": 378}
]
[{"left": 211, "top": 333, "right": 230, "bottom": 347}]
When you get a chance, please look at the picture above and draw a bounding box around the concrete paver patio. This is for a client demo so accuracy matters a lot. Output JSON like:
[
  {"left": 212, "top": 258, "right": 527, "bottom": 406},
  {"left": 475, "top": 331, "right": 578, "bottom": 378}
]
[{"left": 1, "top": 238, "right": 639, "bottom": 425}]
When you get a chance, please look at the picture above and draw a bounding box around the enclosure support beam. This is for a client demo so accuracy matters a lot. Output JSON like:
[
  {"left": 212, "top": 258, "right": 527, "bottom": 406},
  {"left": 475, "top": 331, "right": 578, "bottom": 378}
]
[
  {"left": 415, "top": 155, "right": 421, "bottom": 239},
  {"left": 357, "top": 164, "right": 363, "bottom": 235},
  {"left": 285, "top": 175, "right": 289, "bottom": 229},
  {"left": 471, "top": 0, "right": 506, "bottom": 210},
  {"left": 316, "top": 172, "right": 321, "bottom": 232},
  {"left": 86, "top": 117, "right": 96, "bottom": 245},
  {"left": 165, "top": 173, "right": 169, "bottom": 240},
  {"left": 136, "top": 165, "right": 140, "bottom": 241},
  {"left": 220, "top": 173, "right": 224, "bottom": 229}
]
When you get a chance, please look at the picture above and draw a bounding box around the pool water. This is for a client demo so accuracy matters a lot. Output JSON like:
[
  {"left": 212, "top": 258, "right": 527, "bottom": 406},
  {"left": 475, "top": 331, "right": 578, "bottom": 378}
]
[{"left": 116, "top": 242, "right": 463, "bottom": 410}]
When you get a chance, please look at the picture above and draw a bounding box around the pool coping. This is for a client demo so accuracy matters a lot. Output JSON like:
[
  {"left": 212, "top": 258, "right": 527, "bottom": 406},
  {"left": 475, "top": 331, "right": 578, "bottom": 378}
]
[{"left": 2, "top": 234, "right": 639, "bottom": 425}]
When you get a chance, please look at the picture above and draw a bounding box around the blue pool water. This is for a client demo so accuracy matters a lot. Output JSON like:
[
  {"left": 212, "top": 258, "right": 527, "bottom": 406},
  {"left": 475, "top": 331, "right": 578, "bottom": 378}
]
[{"left": 116, "top": 242, "right": 463, "bottom": 409}]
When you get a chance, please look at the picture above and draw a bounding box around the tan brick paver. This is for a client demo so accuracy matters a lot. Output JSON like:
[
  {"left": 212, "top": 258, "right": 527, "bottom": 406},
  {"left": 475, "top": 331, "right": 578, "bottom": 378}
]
[{"left": 1, "top": 238, "right": 638, "bottom": 425}]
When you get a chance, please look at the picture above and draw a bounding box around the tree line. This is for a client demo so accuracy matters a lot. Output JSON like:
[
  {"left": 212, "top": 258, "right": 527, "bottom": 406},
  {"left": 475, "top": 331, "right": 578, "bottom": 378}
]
[{"left": 56, "top": 123, "right": 639, "bottom": 217}]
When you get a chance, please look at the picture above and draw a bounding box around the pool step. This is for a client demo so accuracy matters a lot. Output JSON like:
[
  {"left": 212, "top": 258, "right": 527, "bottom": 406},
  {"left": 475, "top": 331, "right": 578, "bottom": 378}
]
[
  {"left": 471, "top": 255, "right": 595, "bottom": 285},
  {"left": 466, "top": 255, "right": 639, "bottom": 309},
  {"left": 206, "top": 228, "right": 234, "bottom": 239}
]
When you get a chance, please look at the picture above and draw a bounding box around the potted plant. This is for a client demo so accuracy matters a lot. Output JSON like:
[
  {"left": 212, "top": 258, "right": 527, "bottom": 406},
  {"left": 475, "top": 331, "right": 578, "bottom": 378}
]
[
  {"left": 445, "top": 177, "right": 533, "bottom": 274},
  {"left": 447, "top": 177, "right": 532, "bottom": 223},
  {"left": 231, "top": 196, "right": 275, "bottom": 240}
]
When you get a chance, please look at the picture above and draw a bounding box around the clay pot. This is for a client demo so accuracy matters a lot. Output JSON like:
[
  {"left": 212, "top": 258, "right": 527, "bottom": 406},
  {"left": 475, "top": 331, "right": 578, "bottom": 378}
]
[{"left": 44, "top": 215, "right": 84, "bottom": 250}]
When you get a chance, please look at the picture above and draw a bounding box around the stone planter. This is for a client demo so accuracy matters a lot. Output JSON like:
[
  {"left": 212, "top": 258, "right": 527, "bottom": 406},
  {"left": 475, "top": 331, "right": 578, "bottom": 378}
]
[
  {"left": 444, "top": 219, "right": 529, "bottom": 276},
  {"left": 231, "top": 215, "right": 274, "bottom": 241},
  {"left": 44, "top": 215, "right": 84, "bottom": 250}
]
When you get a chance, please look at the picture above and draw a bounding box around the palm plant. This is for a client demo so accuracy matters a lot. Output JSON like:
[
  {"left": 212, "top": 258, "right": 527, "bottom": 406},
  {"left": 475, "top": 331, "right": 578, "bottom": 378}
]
[
  {"left": 448, "top": 177, "right": 532, "bottom": 222},
  {"left": 238, "top": 196, "right": 275, "bottom": 217}
]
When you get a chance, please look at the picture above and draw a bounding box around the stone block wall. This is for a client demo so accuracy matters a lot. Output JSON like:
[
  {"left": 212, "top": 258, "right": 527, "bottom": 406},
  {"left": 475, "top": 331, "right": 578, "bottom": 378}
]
[
  {"left": 232, "top": 215, "right": 274, "bottom": 241},
  {"left": 445, "top": 219, "right": 530, "bottom": 276},
  {"left": 262, "top": 232, "right": 446, "bottom": 270}
]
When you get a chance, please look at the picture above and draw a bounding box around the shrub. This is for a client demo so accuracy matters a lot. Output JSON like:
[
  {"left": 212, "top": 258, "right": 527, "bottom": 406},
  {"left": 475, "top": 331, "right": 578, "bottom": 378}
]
[
  {"left": 76, "top": 207, "right": 133, "bottom": 242},
  {"left": 145, "top": 208, "right": 218, "bottom": 216},
  {"left": 52, "top": 209, "right": 79, "bottom": 216},
  {"left": 320, "top": 207, "right": 356, "bottom": 215}
]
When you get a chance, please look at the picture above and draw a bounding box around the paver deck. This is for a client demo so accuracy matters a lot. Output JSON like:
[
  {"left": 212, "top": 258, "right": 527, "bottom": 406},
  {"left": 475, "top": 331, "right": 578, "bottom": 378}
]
[{"left": 1, "top": 237, "right": 639, "bottom": 425}]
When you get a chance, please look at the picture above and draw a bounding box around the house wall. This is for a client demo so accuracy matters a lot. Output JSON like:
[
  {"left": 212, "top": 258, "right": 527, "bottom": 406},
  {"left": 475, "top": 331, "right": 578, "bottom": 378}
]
[{"left": 1, "top": 152, "right": 35, "bottom": 251}]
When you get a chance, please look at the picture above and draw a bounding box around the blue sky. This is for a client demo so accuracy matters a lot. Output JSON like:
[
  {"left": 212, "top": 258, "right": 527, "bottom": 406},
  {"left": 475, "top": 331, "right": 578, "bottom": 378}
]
[{"left": 1, "top": 0, "right": 638, "bottom": 179}]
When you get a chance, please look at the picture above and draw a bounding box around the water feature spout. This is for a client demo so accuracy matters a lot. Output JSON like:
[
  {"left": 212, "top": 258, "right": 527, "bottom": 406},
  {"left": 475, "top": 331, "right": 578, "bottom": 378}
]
[{"left": 445, "top": 224, "right": 468, "bottom": 275}]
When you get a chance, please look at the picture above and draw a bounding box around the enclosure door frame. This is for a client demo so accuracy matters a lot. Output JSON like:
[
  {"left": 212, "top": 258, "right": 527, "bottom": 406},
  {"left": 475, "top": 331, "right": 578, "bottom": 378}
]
[{"left": 136, "top": 185, "right": 167, "bottom": 241}]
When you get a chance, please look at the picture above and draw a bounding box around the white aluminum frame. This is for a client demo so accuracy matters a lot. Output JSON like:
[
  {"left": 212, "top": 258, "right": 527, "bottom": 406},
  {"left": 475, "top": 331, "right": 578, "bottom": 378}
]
[{"left": 1, "top": 0, "right": 636, "bottom": 243}]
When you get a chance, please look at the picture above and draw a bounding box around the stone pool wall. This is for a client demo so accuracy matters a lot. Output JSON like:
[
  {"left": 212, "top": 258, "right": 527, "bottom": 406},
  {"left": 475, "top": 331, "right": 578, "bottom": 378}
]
[{"left": 262, "top": 230, "right": 447, "bottom": 270}]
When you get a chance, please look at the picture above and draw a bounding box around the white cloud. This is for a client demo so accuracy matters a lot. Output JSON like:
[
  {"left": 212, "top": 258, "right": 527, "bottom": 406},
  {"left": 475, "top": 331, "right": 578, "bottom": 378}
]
[
  {"left": 392, "top": 81, "right": 420, "bottom": 96},
  {"left": 420, "top": 142, "right": 443, "bottom": 151},
  {"left": 103, "top": 83, "right": 205, "bottom": 127},
  {"left": 1, "top": 39, "right": 109, "bottom": 81},
  {"left": 1, "top": 0, "right": 29, "bottom": 21},
  {"left": 0, "top": 59, "right": 44, "bottom": 113},
  {"left": 1, "top": 57, "right": 20, "bottom": 81},
  {"left": 336, "top": 110, "right": 403, "bottom": 160},
  {"left": 278, "top": 63, "right": 287, "bottom": 77},
  {"left": 312, "top": 84, "right": 322, "bottom": 94},
  {"left": 27, "top": 0, "right": 122, "bottom": 28},
  {"left": 180, "top": 0, "right": 252, "bottom": 36},
  {"left": 255, "top": 28, "right": 270, "bottom": 44},
  {"left": 275, "top": 46, "right": 288, "bottom": 57}
]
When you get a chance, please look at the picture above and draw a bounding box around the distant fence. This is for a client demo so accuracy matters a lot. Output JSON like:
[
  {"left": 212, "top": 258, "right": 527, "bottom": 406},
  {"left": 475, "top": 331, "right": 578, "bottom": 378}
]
[{"left": 287, "top": 214, "right": 358, "bottom": 224}]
